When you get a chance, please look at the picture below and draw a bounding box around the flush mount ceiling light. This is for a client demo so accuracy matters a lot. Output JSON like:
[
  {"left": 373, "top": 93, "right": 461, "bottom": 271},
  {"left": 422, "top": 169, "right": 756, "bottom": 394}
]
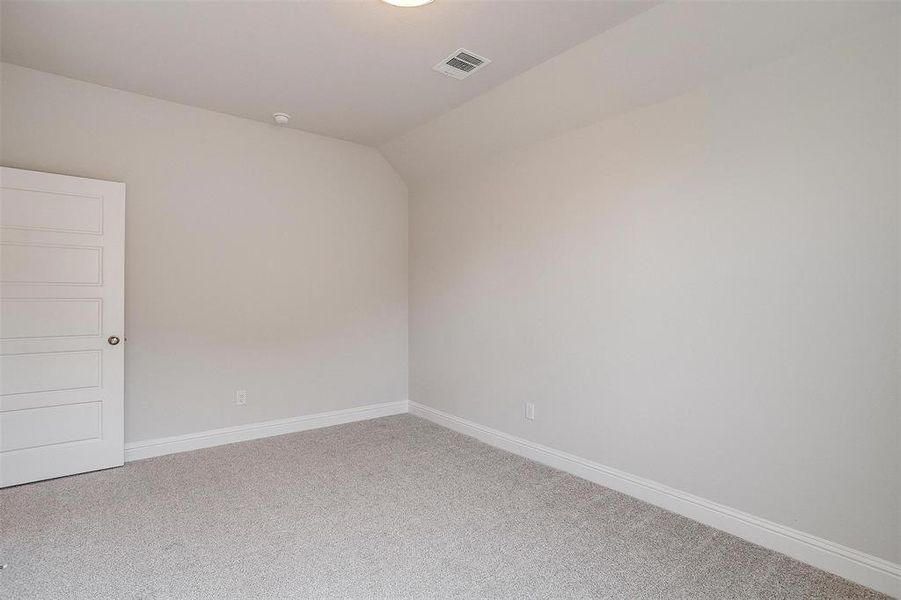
[{"left": 381, "top": 0, "right": 434, "bottom": 6}]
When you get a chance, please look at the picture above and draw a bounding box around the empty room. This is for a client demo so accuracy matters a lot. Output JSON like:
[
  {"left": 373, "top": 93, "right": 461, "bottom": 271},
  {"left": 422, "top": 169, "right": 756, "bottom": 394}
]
[{"left": 0, "top": 0, "right": 898, "bottom": 598}]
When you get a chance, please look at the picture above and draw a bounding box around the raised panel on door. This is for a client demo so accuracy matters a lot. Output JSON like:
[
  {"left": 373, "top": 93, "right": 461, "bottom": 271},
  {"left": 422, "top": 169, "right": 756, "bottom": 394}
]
[
  {"left": 0, "top": 242, "right": 103, "bottom": 285},
  {"left": 0, "top": 167, "right": 124, "bottom": 487},
  {"left": 0, "top": 298, "right": 103, "bottom": 339},
  {"left": 0, "top": 350, "right": 102, "bottom": 395},
  {"left": 0, "top": 403, "right": 102, "bottom": 452},
  {"left": 0, "top": 187, "right": 103, "bottom": 234}
]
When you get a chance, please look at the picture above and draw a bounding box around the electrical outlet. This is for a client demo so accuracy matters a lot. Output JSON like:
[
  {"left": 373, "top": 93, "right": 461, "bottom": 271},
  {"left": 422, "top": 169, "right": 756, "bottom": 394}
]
[
  {"left": 235, "top": 390, "right": 247, "bottom": 406},
  {"left": 525, "top": 402, "right": 535, "bottom": 421}
]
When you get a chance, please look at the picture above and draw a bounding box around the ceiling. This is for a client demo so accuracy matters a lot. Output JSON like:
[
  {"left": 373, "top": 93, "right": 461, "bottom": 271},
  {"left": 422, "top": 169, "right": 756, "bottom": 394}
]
[
  {"left": 0, "top": 0, "right": 655, "bottom": 145},
  {"left": 382, "top": 1, "right": 897, "bottom": 184}
]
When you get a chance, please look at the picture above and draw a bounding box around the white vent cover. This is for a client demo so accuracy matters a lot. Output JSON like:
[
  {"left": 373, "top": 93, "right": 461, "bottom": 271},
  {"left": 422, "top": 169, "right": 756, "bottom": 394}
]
[{"left": 433, "top": 48, "right": 491, "bottom": 80}]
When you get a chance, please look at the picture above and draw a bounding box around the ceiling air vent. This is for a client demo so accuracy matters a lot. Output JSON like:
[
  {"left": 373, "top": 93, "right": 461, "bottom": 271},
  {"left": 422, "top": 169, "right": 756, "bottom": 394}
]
[{"left": 433, "top": 48, "right": 491, "bottom": 80}]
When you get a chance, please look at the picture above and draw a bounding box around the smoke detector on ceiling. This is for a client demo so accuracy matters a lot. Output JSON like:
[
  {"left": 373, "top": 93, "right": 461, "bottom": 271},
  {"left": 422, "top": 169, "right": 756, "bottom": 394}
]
[
  {"left": 272, "top": 112, "right": 291, "bottom": 125},
  {"left": 433, "top": 48, "right": 491, "bottom": 80}
]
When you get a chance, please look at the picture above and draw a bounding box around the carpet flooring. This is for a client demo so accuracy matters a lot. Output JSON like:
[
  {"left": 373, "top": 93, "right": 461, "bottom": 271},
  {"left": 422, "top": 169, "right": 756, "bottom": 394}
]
[{"left": 0, "top": 414, "right": 890, "bottom": 599}]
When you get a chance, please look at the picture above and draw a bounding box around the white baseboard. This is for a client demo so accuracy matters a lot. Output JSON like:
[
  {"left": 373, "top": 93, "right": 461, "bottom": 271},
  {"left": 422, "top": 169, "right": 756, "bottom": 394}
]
[
  {"left": 408, "top": 401, "right": 900, "bottom": 598},
  {"left": 125, "top": 400, "right": 409, "bottom": 462}
]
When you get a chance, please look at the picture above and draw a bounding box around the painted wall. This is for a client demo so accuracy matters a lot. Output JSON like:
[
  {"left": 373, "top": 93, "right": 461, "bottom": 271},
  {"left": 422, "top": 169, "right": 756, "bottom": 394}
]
[
  {"left": 0, "top": 64, "right": 409, "bottom": 444},
  {"left": 398, "top": 17, "right": 900, "bottom": 563}
]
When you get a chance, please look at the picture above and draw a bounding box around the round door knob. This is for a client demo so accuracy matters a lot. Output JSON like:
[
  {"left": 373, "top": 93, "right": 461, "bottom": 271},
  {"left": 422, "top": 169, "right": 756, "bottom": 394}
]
[{"left": 108, "top": 336, "right": 120, "bottom": 346}]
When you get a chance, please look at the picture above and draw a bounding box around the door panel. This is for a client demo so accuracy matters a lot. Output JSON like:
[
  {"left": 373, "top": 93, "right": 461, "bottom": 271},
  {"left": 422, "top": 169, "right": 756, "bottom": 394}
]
[
  {"left": 0, "top": 187, "right": 104, "bottom": 234},
  {"left": 0, "top": 403, "right": 102, "bottom": 452},
  {"left": 0, "top": 350, "right": 102, "bottom": 395},
  {"left": 0, "top": 242, "right": 103, "bottom": 285},
  {"left": 0, "top": 167, "right": 124, "bottom": 487},
  {"left": 1, "top": 298, "right": 102, "bottom": 339}
]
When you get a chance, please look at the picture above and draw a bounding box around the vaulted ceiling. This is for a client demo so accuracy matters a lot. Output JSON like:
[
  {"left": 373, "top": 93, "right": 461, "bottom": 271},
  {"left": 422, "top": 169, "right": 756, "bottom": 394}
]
[
  {"left": 381, "top": 1, "right": 897, "bottom": 184},
  {"left": 0, "top": 0, "right": 655, "bottom": 145}
]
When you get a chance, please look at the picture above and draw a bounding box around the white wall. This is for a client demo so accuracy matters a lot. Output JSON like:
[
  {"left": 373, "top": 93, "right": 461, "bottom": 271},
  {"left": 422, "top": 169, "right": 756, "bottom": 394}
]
[
  {"left": 398, "top": 16, "right": 900, "bottom": 564},
  {"left": 0, "top": 64, "right": 409, "bottom": 444}
]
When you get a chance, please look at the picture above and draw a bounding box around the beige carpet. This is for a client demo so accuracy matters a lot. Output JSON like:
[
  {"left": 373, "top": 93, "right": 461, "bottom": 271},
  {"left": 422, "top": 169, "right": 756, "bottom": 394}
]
[{"left": 0, "top": 414, "right": 889, "bottom": 599}]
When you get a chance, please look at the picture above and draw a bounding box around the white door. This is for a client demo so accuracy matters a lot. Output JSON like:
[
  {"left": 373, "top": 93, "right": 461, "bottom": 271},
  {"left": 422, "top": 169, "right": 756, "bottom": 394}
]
[{"left": 0, "top": 167, "right": 125, "bottom": 487}]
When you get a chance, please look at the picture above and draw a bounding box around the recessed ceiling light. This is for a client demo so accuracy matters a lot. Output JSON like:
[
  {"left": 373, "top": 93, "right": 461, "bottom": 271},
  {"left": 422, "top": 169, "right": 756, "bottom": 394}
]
[{"left": 381, "top": 0, "right": 434, "bottom": 7}]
